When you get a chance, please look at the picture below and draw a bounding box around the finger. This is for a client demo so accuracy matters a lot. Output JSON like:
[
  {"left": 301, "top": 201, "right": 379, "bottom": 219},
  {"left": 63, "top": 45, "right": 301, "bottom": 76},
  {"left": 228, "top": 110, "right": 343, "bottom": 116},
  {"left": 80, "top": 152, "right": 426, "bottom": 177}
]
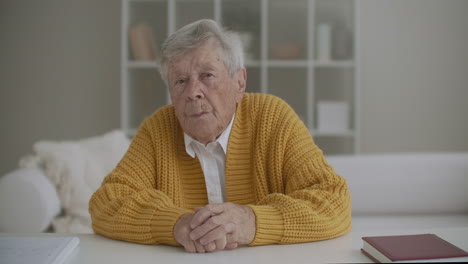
[
  {"left": 190, "top": 208, "right": 213, "bottom": 229},
  {"left": 190, "top": 214, "right": 227, "bottom": 241},
  {"left": 190, "top": 204, "right": 225, "bottom": 229},
  {"left": 199, "top": 223, "right": 234, "bottom": 246},
  {"left": 183, "top": 240, "right": 196, "bottom": 253},
  {"left": 214, "top": 236, "right": 227, "bottom": 251},
  {"left": 205, "top": 203, "right": 226, "bottom": 214},
  {"left": 194, "top": 240, "right": 205, "bottom": 253},
  {"left": 204, "top": 241, "right": 217, "bottom": 252},
  {"left": 226, "top": 243, "right": 238, "bottom": 250}
]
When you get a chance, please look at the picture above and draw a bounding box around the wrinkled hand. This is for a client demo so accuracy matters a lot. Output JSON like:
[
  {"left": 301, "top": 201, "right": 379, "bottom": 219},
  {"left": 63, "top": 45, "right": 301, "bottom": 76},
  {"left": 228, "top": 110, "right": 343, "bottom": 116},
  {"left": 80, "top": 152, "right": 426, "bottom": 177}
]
[
  {"left": 174, "top": 213, "right": 216, "bottom": 253},
  {"left": 189, "top": 203, "right": 256, "bottom": 251}
]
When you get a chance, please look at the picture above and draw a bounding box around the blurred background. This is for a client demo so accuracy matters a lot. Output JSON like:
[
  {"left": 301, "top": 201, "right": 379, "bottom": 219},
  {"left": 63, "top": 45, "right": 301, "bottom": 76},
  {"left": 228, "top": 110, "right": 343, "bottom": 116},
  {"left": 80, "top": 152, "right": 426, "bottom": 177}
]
[{"left": 1, "top": 0, "right": 468, "bottom": 176}]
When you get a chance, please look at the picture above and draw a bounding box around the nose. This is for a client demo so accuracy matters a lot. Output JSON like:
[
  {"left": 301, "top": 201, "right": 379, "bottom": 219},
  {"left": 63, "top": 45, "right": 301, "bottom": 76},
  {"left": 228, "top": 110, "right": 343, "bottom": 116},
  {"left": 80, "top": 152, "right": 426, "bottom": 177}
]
[{"left": 186, "top": 78, "right": 204, "bottom": 101}]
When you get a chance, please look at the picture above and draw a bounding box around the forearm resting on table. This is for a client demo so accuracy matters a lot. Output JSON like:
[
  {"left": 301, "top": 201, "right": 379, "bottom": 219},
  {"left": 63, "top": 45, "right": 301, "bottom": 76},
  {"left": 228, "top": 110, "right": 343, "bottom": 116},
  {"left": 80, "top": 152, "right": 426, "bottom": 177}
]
[{"left": 89, "top": 184, "right": 191, "bottom": 245}]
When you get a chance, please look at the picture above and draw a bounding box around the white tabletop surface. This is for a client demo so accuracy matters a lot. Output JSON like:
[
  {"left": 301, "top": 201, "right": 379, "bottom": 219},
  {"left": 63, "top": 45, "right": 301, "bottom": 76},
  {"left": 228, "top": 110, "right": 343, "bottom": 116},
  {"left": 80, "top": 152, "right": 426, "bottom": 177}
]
[{"left": 3, "top": 215, "right": 468, "bottom": 264}]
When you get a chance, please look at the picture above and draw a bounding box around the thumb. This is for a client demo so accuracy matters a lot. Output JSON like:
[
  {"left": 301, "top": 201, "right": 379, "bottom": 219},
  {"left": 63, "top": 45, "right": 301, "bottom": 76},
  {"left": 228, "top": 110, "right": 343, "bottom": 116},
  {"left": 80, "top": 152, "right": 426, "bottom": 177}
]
[
  {"left": 205, "top": 203, "right": 226, "bottom": 214},
  {"left": 226, "top": 243, "right": 238, "bottom": 250}
]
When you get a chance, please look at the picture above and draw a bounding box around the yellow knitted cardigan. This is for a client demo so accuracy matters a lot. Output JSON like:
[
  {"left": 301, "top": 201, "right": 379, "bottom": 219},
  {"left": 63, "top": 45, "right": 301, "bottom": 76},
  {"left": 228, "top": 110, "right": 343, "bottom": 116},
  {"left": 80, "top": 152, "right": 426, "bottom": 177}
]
[{"left": 89, "top": 93, "right": 351, "bottom": 246}]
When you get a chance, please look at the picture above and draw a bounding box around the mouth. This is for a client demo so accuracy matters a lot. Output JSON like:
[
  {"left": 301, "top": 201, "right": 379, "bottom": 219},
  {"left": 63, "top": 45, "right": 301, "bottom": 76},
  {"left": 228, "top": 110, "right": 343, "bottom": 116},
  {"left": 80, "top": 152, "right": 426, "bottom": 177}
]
[{"left": 189, "top": 112, "right": 209, "bottom": 118}]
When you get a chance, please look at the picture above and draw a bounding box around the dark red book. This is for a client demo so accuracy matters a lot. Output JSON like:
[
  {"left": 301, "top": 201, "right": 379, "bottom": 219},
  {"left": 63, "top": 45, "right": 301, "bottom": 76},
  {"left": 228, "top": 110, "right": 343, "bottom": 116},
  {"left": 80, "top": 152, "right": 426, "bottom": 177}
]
[{"left": 361, "top": 234, "right": 468, "bottom": 263}]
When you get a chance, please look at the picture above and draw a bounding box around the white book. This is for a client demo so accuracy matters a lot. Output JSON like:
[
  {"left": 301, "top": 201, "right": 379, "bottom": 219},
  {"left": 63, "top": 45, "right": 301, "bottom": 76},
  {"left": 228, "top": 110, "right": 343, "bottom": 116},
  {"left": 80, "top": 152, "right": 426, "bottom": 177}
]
[{"left": 0, "top": 236, "right": 80, "bottom": 264}]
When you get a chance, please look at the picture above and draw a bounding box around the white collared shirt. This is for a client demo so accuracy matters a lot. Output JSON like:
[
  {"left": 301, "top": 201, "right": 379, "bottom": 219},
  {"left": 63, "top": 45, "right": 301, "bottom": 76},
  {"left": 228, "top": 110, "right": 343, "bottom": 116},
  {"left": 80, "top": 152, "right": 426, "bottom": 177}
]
[{"left": 184, "top": 115, "right": 235, "bottom": 204}]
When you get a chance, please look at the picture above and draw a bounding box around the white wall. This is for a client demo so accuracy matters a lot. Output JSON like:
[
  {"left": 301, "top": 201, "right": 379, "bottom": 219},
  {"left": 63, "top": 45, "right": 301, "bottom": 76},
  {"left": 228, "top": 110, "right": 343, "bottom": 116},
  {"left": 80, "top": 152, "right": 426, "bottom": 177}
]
[
  {"left": 359, "top": 0, "right": 468, "bottom": 153},
  {"left": 0, "top": 0, "right": 121, "bottom": 175}
]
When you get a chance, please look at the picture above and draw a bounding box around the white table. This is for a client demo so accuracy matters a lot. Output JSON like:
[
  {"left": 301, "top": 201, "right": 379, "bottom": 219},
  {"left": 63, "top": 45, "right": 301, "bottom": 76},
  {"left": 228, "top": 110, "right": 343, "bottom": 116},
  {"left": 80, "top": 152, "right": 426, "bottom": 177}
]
[{"left": 4, "top": 215, "right": 468, "bottom": 263}]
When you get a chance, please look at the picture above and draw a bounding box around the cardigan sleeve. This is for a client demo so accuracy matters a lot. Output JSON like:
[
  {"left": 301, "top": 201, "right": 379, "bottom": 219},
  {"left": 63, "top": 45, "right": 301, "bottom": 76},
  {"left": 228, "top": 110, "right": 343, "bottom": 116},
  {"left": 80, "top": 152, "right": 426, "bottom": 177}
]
[
  {"left": 88, "top": 119, "right": 191, "bottom": 245},
  {"left": 246, "top": 99, "right": 352, "bottom": 246}
]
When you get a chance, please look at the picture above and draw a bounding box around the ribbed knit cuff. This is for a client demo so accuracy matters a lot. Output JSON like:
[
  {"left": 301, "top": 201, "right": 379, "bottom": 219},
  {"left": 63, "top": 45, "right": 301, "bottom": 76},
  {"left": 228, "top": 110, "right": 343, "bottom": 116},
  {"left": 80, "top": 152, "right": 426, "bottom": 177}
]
[
  {"left": 246, "top": 205, "right": 284, "bottom": 246},
  {"left": 151, "top": 207, "right": 192, "bottom": 246}
]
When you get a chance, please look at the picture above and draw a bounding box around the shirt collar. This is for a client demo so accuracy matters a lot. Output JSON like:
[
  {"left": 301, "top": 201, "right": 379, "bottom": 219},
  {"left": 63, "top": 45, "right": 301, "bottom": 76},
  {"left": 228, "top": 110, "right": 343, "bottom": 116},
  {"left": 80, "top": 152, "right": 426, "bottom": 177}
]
[{"left": 184, "top": 114, "right": 235, "bottom": 158}]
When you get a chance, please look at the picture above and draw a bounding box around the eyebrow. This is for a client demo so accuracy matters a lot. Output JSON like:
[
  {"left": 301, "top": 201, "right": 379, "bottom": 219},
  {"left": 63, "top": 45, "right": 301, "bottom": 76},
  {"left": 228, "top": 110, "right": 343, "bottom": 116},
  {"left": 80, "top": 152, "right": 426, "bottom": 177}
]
[{"left": 172, "top": 63, "right": 218, "bottom": 77}]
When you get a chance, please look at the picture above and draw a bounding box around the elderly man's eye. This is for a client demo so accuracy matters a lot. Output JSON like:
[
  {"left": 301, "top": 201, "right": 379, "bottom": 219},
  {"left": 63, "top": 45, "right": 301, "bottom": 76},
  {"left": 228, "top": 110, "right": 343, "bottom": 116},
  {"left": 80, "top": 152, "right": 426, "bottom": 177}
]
[
  {"left": 203, "top": 73, "right": 215, "bottom": 79},
  {"left": 175, "top": 79, "right": 186, "bottom": 85}
]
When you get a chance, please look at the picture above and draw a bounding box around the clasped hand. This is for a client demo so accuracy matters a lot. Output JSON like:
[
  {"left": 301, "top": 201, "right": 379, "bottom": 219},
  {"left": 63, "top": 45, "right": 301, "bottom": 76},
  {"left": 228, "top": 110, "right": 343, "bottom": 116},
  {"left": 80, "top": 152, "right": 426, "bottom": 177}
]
[{"left": 174, "top": 202, "right": 256, "bottom": 253}]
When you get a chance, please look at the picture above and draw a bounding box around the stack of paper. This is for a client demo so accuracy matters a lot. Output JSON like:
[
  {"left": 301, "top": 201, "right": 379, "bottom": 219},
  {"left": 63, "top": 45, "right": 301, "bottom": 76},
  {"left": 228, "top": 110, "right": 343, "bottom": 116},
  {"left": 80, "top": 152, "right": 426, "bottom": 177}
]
[{"left": 0, "top": 236, "right": 80, "bottom": 264}]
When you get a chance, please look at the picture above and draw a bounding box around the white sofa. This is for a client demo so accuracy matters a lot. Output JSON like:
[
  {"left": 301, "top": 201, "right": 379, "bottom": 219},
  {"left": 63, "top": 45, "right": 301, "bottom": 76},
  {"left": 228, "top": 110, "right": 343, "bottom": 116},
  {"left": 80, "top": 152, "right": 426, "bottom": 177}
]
[
  {"left": 327, "top": 152, "right": 468, "bottom": 215},
  {"left": 1, "top": 149, "right": 467, "bottom": 233}
]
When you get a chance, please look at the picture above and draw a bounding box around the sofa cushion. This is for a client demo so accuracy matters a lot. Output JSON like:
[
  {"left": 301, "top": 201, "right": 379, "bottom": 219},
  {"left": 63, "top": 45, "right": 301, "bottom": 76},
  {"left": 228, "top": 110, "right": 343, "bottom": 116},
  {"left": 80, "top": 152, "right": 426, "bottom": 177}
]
[
  {"left": 31, "top": 130, "right": 130, "bottom": 233},
  {"left": 0, "top": 168, "right": 61, "bottom": 232}
]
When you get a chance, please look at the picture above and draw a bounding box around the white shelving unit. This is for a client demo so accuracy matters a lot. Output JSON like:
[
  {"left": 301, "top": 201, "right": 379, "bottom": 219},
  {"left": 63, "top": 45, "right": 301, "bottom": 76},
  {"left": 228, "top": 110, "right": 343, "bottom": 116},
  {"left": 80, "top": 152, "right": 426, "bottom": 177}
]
[{"left": 121, "top": 0, "right": 360, "bottom": 155}]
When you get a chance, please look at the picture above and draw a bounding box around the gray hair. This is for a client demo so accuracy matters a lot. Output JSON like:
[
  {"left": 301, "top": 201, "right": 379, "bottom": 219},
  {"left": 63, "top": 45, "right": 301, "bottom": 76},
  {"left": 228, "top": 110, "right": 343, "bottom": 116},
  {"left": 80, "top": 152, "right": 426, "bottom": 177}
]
[{"left": 158, "top": 19, "right": 244, "bottom": 87}]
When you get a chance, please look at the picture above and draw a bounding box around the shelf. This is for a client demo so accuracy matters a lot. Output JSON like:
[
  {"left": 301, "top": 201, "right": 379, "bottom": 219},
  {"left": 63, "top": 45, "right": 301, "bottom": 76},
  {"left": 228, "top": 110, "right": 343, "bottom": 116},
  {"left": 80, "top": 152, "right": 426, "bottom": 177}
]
[
  {"left": 246, "top": 60, "right": 354, "bottom": 68},
  {"left": 314, "top": 60, "right": 354, "bottom": 68},
  {"left": 267, "top": 60, "right": 309, "bottom": 67},
  {"left": 244, "top": 60, "right": 261, "bottom": 67},
  {"left": 310, "top": 129, "right": 355, "bottom": 137}
]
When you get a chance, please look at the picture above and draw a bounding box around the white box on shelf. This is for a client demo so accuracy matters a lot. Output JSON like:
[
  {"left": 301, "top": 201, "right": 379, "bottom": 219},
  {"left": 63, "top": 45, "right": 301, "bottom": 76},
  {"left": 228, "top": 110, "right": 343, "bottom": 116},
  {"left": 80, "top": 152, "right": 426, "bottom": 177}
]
[{"left": 317, "top": 101, "right": 349, "bottom": 132}]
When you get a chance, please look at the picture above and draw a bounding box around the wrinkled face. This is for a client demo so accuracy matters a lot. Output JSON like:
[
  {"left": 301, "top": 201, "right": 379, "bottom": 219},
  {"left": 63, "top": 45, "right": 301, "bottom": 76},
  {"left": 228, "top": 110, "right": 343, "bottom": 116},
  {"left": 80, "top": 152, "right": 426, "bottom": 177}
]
[{"left": 168, "top": 39, "right": 246, "bottom": 144}]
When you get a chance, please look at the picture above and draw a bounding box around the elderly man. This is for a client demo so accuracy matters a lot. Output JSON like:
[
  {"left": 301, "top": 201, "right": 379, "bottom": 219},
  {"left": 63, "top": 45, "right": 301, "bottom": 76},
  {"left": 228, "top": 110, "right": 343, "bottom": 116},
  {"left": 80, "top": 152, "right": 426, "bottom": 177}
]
[{"left": 89, "top": 19, "right": 351, "bottom": 253}]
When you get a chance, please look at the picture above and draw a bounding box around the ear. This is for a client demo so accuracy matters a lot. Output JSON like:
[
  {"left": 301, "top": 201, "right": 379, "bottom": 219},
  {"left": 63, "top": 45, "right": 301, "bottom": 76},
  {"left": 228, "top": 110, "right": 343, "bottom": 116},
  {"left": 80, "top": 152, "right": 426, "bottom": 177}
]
[{"left": 234, "top": 68, "right": 247, "bottom": 103}]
